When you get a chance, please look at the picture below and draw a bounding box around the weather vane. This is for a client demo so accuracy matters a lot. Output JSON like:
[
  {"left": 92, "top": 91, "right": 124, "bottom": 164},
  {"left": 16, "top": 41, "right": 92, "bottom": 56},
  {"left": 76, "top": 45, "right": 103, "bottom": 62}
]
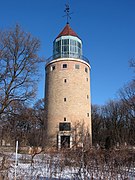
[{"left": 63, "top": 1, "right": 73, "bottom": 24}]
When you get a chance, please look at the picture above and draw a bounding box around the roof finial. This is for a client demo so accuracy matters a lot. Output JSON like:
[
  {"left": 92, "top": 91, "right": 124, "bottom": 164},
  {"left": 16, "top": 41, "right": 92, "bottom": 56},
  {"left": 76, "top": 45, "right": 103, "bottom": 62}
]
[{"left": 63, "top": 1, "right": 72, "bottom": 24}]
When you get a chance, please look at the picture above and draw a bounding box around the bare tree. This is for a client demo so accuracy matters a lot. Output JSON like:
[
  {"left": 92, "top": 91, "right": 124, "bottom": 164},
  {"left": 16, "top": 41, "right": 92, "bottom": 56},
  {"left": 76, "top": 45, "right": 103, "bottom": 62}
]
[
  {"left": 119, "top": 81, "right": 135, "bottom": 117},
  {"left": 91, "top": 105, "right": 105, "bottom": 147},
  {"left": 33, "top": 98, "right": 44, "bottom": 147},
  {"left": 0, "top": 24, "right": 43, "bottom": 117},
  {"left": 119, "top": 81, "right": 135, "bottom": 145},
  {"left": 0, "top": 99, "right": 44, "bottom": 147}
]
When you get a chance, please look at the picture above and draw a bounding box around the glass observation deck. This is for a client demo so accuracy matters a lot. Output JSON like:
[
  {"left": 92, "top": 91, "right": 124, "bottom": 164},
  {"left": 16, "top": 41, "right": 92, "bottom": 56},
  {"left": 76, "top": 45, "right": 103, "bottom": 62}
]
[
  {"left": 46, "top": 35, "right": 90, "bottom": 65},
  {"left": 53, "top": 36, "right": 82, "bottom": 58},
  {"left": 46, "top": 53, "right": 90, "bottom": 65}
]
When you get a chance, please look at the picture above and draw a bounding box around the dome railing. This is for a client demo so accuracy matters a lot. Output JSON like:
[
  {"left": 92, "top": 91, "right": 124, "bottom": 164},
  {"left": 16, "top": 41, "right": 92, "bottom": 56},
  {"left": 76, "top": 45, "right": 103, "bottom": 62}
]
[{"left": 46, "top": 53, "right": 90, "bottom": 65}]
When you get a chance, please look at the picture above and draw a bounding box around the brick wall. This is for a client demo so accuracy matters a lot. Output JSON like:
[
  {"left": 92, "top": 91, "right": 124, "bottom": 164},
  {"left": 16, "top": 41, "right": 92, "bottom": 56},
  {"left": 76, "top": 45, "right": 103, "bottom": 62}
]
[{"left": 45, "top": 59, "right": 92, "bottom": 146}]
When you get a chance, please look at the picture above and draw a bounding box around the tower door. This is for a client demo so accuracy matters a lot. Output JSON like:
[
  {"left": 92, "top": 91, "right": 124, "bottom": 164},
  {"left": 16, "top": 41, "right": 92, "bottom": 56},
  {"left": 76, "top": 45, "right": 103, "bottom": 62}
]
[{"left": 61, "top": 135, "right": 70, "bottom": 148}]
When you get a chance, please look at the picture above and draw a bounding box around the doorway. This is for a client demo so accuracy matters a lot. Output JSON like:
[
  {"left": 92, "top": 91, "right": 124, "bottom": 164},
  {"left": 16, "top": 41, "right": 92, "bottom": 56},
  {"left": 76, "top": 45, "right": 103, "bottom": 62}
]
[{"left": 61, "top": 135, "right": 70, "bottom": 148}]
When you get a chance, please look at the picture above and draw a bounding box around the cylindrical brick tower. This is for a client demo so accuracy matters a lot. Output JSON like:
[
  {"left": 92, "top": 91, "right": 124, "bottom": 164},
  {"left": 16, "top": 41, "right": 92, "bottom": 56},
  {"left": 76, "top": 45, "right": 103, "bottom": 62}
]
[{"left": 45, "top": 23, "right": 92, "bottom": 148}]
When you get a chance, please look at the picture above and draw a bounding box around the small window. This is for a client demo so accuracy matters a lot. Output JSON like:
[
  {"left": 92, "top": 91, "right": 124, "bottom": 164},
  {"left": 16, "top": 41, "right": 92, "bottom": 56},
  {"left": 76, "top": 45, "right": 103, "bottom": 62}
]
[
  {"left": 64, "top": 79, "right": 67, "bottom": 83},
  {"left": 64, "top": 98, "right": 66, "bottom": 102},
  {"left": 51, "top": 65, "right": 55, "bottom": 71},
  {"left": 59, "top": 123, "right": 71, "bottom": 131},
  {"left": 87, "top": 113, "right": 89, "bottom": 117},
  {"left": 63, "top": 64, "right": 67, "bottom": 68},
  {"left": 85, "top": 67, "right": 88, "bottom": 73},
  {"left": 64, "top": 117, "right": 66, "bottom": 121},
  {"left": 86, "top": 78, "right": 88, "bottom": 82},
  {"left": 75, "top": 64, "right": 80, "bottom": 69},
  {"left": 87, "top": 95, "right": 89, "bottom": 99}
]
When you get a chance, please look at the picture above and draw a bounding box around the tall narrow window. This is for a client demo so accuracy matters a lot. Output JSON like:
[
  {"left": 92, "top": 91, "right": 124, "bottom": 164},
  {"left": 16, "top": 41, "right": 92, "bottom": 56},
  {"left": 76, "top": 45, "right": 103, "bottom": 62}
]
[
  {"left": 64, "top": 117, "right": 66, "bottom": 121},
  {"left": 85, "top": 67, "right": 88, "bottom": 73},
  {"left": 75, "top": 64, "right": 80, "bottom": 69},
  {"left": 87, "top": 95, "right": 89, "bottom": 99},
  {"left": 63, "top": 78, "right": 67, "bottom": 83},
  {"left": 64, "top": 98, "right": 66, "bottom": 102},
  {"left": 63, "top": 64, "right": 67, "bottom": 69},
  {"left": 87, "top": 113, "right": 89, "bottom": 117}
]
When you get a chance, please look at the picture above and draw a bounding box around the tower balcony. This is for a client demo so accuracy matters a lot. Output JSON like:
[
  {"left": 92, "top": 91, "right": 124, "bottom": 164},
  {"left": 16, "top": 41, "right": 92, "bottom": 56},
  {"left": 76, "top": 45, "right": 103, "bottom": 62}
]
[{"left": 46, "top": 53, "right": 90, "bottom": 66}]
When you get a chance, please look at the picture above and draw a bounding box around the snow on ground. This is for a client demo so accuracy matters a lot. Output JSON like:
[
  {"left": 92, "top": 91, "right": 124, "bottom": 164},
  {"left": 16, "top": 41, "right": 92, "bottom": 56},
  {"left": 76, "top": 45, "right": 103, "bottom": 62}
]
[
  {"left": 8, "top": 153, "right": 77, "bottom": 179},
  {"left": 0, "top": 152, "right": 135, "bottom": 179}
]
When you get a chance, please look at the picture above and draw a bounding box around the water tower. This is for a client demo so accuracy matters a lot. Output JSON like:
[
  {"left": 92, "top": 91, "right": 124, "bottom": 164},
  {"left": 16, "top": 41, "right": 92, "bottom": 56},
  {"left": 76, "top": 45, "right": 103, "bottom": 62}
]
[{"left": 45, "top": 6, "right": 92, "bottom": 148}]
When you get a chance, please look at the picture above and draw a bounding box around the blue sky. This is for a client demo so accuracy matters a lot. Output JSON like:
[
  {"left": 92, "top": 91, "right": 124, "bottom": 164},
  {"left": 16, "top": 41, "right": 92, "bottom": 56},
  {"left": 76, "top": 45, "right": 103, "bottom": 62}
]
[{"left": 0, "top": 0, "right": 134, "bottom": 105}]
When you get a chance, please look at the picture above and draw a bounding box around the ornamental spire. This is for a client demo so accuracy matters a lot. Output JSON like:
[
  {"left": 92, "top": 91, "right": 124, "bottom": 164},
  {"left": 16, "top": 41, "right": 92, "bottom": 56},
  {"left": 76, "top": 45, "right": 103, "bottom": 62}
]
[{"left": 63, "top": 1, "right": 72, "bottom": 24}]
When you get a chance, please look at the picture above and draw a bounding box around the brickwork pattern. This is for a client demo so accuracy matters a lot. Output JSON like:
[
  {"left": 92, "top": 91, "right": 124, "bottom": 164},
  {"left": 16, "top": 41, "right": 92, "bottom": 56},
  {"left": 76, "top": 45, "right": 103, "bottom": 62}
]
[{"left": 45, "top": 59, "right": 92, "bottom": 146}]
